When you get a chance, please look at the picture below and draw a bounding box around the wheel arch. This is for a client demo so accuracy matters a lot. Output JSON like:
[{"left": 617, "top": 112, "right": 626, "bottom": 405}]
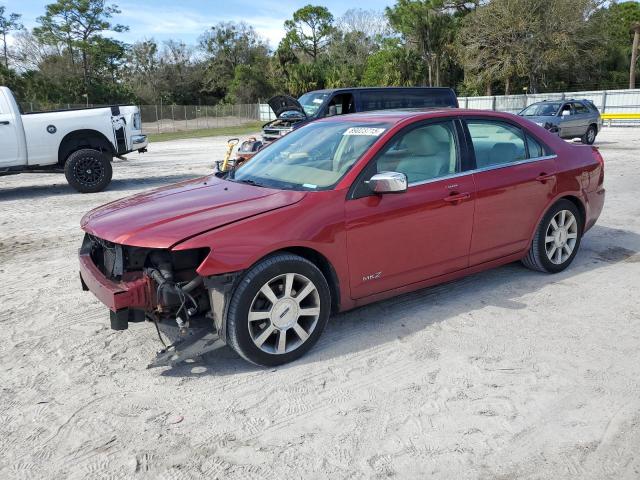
[
  {"left": 58, "top": 129, "right": 115, "bottom": 165},
  {"left": 270, "top": 246, "right": 341, "bottom": 313},
  {"left": 558, "top": 195, "right": 586, "bottom": 232},
  {"left": 525, "top": 193, "right": 588, "bottom": 251}
]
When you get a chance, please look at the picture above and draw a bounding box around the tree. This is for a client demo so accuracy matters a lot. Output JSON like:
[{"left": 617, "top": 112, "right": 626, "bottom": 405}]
[
  {"left": 456, "top": 0, "right": 603, "bottom": 94},
  {"left": 200, "top": 22, "right": 270, "bottom": 100},
  {"left": 338, "top": 8, "right": 391, "bottom": 39},
  {"left": 283, "top": 5, "right": 334, "bottom": 62},
  {"left": 362, "top": 39, "right": 426, "bottom": 86},
  {"left": 632, "top": 23, "right": 640, "bottom": 88},
  {"left": 386, "top": 0, "right": 460, "bottom": 87},
  {"left": 34, "top": 0, "right": 128, "bottom": 90},
  {"left": 0, "top": 6, "right": 23, "bottom": 68}
]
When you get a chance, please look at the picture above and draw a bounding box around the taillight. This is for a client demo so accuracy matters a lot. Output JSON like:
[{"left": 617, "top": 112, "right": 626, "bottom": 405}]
[{"left": 592, "top": 147, "right": 604, "bottom": 168}]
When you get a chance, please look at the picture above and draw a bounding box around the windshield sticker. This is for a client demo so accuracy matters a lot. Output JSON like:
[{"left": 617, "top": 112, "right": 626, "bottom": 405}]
[
  {"left": 312, "top": 98, "right": 324, "bottom": 104},
  {"left": 343, "top": 127, "right": 386, "bottom": 137},
  {"left": 302, "top": 183, "right": 318, "bottom": 189}
]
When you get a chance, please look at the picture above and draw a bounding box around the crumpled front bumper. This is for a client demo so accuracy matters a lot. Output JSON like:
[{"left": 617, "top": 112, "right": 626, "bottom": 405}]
[{"left": 79, "top": 252, "right": 154, "bottom": 311}]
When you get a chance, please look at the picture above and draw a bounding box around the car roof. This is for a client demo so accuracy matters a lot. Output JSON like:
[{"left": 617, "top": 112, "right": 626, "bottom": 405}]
[
  {"left": 306, "top": 86, "right": 456, "bottom": 94},
  {"left": 534, "top": 99, "right": 589, "bottom": 104},
  {"left": 313, "top": 108, "right": 520, "bottom": 125}
]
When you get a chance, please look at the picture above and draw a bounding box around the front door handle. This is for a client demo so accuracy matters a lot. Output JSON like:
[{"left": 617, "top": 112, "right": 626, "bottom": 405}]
[
  {"left": 0, "top": 120, "right": 9, "bottom": 125},
  {"left": 536, "top": 173, "right": 555, "bottom": 183},
  {"left": 443, "top": 192, "right": 470, "bottom": 204}
]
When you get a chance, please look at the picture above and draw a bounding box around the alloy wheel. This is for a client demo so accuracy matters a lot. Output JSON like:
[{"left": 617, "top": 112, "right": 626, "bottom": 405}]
[
  {"left": 545, "top": 209, "right": 578, "bottom": 264},
  {"left": 74, "top": 155, "right": 104, "bottom": 186},
  {"left": 248, "top": 273, "right": 321, "bottom": 355}
]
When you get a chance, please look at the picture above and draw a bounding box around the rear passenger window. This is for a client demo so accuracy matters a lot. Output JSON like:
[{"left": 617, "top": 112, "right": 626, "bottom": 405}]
[
  {"left": 467, "top": 121, "right": 527, "bottom": 168},
  {"left": 375, "top": 121, "right": 458, "bottom": 184},
  {"left": 573, "top": 102, "right": 589, "bottom": 114}
]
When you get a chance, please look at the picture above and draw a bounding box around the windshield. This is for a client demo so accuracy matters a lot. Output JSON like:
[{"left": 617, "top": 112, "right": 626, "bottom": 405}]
[
  {"left": 520, "top": 103, "right": 561, "bottom": 117},
  {"left": 298, "top": 92, "right": 330, "bottom": 117},
  {"left": 230, "top": 121, "right": 391, "bottom": 191}
]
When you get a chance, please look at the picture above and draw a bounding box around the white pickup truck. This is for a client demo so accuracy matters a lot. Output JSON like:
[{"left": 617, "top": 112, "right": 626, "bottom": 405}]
[{"left": 0, "top": 86, "right": 148, "bottom": 193}]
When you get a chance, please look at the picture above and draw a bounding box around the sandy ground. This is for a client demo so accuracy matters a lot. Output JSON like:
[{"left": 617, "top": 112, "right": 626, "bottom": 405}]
[{"left": 0, "top": 129, "right": 639, "bottom": 480}]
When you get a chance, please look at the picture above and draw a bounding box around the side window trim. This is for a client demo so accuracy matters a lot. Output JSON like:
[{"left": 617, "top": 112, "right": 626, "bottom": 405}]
[
  {"left": 462, "top": 117, "right": 556, "bottom": 170},
  {"left": 472, "top": 154, "right": 558, "bottom": 174}
]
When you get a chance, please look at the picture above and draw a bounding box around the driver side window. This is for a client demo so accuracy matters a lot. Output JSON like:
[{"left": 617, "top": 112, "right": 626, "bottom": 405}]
[
  {"left": 560, "top": 103, "right": 573, "bottom": 116},
  {"left": 375, "top": 121, "right": 459, "bottom": 185}
]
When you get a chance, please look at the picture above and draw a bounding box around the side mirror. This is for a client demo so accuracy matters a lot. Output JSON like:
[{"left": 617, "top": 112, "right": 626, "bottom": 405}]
[
  {"left": 368, "top": 171, "right": 408, "bottom": 194},
  {"left": 561, "top": 110, "right": 571, "bottom": 117}
]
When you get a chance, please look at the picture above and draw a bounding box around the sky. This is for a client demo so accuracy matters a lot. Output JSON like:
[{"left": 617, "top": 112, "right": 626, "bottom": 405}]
[{"left": 1, "top": 0, "right": 396, "bottom": 49}]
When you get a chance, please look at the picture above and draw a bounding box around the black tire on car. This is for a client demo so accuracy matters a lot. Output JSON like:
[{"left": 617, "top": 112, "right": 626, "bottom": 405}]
[
  {"left": 522, "top": 199, "right": 583, "bottom": 273},
  {"left": 226, "top": 253, "right": 331, "bottom": 367},
  {"left": 64, "top": 148, "right": 113, "bottom": 193},
  {"left": 581, "top": 125, "right": 597, "bottom": 145}
]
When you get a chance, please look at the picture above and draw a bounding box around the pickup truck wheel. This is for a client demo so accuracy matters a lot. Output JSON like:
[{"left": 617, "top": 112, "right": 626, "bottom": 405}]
[
  {"left": 64, "top": 148, "right": 112, "bottom": 193},
  {"left": 227, "top": 253, "right": 331, "bottom": 366},
  {"left": 522, "top": 199, "right": 583, "bottom": 273}
]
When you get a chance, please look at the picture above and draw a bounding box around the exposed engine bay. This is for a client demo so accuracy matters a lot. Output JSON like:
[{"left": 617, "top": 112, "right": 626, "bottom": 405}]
[
  {"left": 262, "top": 111, "right": 306, "bottom": 142},
  {"left": 81, "top": 234, "right": 230, "bottom": 367}
]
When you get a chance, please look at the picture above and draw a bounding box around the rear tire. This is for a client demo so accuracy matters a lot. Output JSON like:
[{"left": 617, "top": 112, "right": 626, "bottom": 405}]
[
  {"left": 227, "top": 253, "right": 331, "bottom": 367},
  {"left": 64, "top": 148, "right": 113, "bottom": 193},
  {"left": 522, "top": 199, "right": 583, "bottom": 273},
  {"left": 581, "top": 125, "right": 597, "bottom": 145}
]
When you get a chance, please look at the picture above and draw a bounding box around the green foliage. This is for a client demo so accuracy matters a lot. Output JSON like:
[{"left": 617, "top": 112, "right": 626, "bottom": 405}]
[
  {"left": 227, "top": 64, "right": 275, "bottom": 103},
  {"left": 200, "top": 22, "right": 270, "bottom": 100},
  {"left": 455, "top": 0, "right": 607, "bottom": 94},
  {"left": 283, "top": 5, "right": 334, "bottom": 61},
  {"left": 3, "top": 1, "right": 640, "bottom": 108},
  {"left": 362, "top": 39, "right": 426, "bottom": 86}
]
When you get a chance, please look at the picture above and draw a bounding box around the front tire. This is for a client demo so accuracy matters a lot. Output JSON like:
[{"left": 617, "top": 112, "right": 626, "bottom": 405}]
[
  {"left": 64, "top": 148, "right": 113, "bottom": 193},
  {"left": 522, "top": 199, "right": 583, "bottom": 273},
  {"left": 581, "top": 125, "right": 597, "bottom": 145},
  {"left": 227, "top": 253, "right": 331, "bottom": 366}
]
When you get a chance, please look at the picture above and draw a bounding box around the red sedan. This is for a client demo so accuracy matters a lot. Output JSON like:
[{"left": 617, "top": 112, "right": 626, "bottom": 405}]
[{"left": 79, "top": 109, "right": 605, "bottom": 367}]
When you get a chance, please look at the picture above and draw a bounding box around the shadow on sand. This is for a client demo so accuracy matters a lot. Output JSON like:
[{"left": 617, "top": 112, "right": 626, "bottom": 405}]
[{"left": 159, "top": 224, "right": 640, "bottom": 378}]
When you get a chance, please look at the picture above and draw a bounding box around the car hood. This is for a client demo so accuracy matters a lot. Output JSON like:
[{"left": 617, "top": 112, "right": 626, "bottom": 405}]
[
  {"left": 268, "top": 94, "right": 307, "bottom": 118},
  {"left": 81, "top": 175, "right": 306, "bottom": 248}
]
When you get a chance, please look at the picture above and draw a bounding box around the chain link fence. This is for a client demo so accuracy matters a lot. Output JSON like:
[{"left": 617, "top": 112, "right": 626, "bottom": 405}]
[
  {"left": 139, "top": 104, "right": 261, "bottom": 134},
  {"left": 19, "top": 102, "right": 263, "bottom": 133}
]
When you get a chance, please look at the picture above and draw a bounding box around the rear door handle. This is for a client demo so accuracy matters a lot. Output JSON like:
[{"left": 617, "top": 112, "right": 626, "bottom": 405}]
[
  {"left": 0, "top": 121, "right": 9, "bottom": 125},
  {"left": 536, "top": 173, "right": 555, "bottom": 183},
  {"left": 443, "top": 192, "right": 471, "bottom": 204}
]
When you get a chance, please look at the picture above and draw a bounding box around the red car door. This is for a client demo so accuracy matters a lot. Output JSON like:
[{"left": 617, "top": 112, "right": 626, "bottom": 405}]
[
  {"left": 345, "top": 120, "right": 476, "bottom": 299},
  {"left": 465, "top": 119, "right": 557, "bottom": 265}
]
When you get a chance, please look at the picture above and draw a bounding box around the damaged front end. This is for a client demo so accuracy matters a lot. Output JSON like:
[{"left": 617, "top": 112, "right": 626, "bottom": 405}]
[{"left": 79, "top": 234, "right": 237, "bottom": 367}]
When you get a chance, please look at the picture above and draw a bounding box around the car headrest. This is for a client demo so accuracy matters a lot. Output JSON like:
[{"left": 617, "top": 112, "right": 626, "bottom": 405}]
[
  {"left": 402, "top": 128, "right": 439, "bottom": 156},
  {"left": 488, "top": 142, "right": 518, "bottom": 166}
]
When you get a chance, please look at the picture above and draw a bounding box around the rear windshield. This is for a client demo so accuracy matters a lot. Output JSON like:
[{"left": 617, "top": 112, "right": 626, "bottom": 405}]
[{"left": 359, "top": 89, "right": 457, "bottom": 111}]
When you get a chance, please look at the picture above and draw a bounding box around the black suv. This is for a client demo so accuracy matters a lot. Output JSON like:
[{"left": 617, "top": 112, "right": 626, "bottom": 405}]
[{"left": 262, "top": 87, "right": 459, "bottom": 142}]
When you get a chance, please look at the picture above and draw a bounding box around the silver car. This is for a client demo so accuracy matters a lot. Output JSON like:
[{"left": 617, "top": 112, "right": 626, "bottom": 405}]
[{"left": 518, "top": 99, "right": 602, "bottom": 145}]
